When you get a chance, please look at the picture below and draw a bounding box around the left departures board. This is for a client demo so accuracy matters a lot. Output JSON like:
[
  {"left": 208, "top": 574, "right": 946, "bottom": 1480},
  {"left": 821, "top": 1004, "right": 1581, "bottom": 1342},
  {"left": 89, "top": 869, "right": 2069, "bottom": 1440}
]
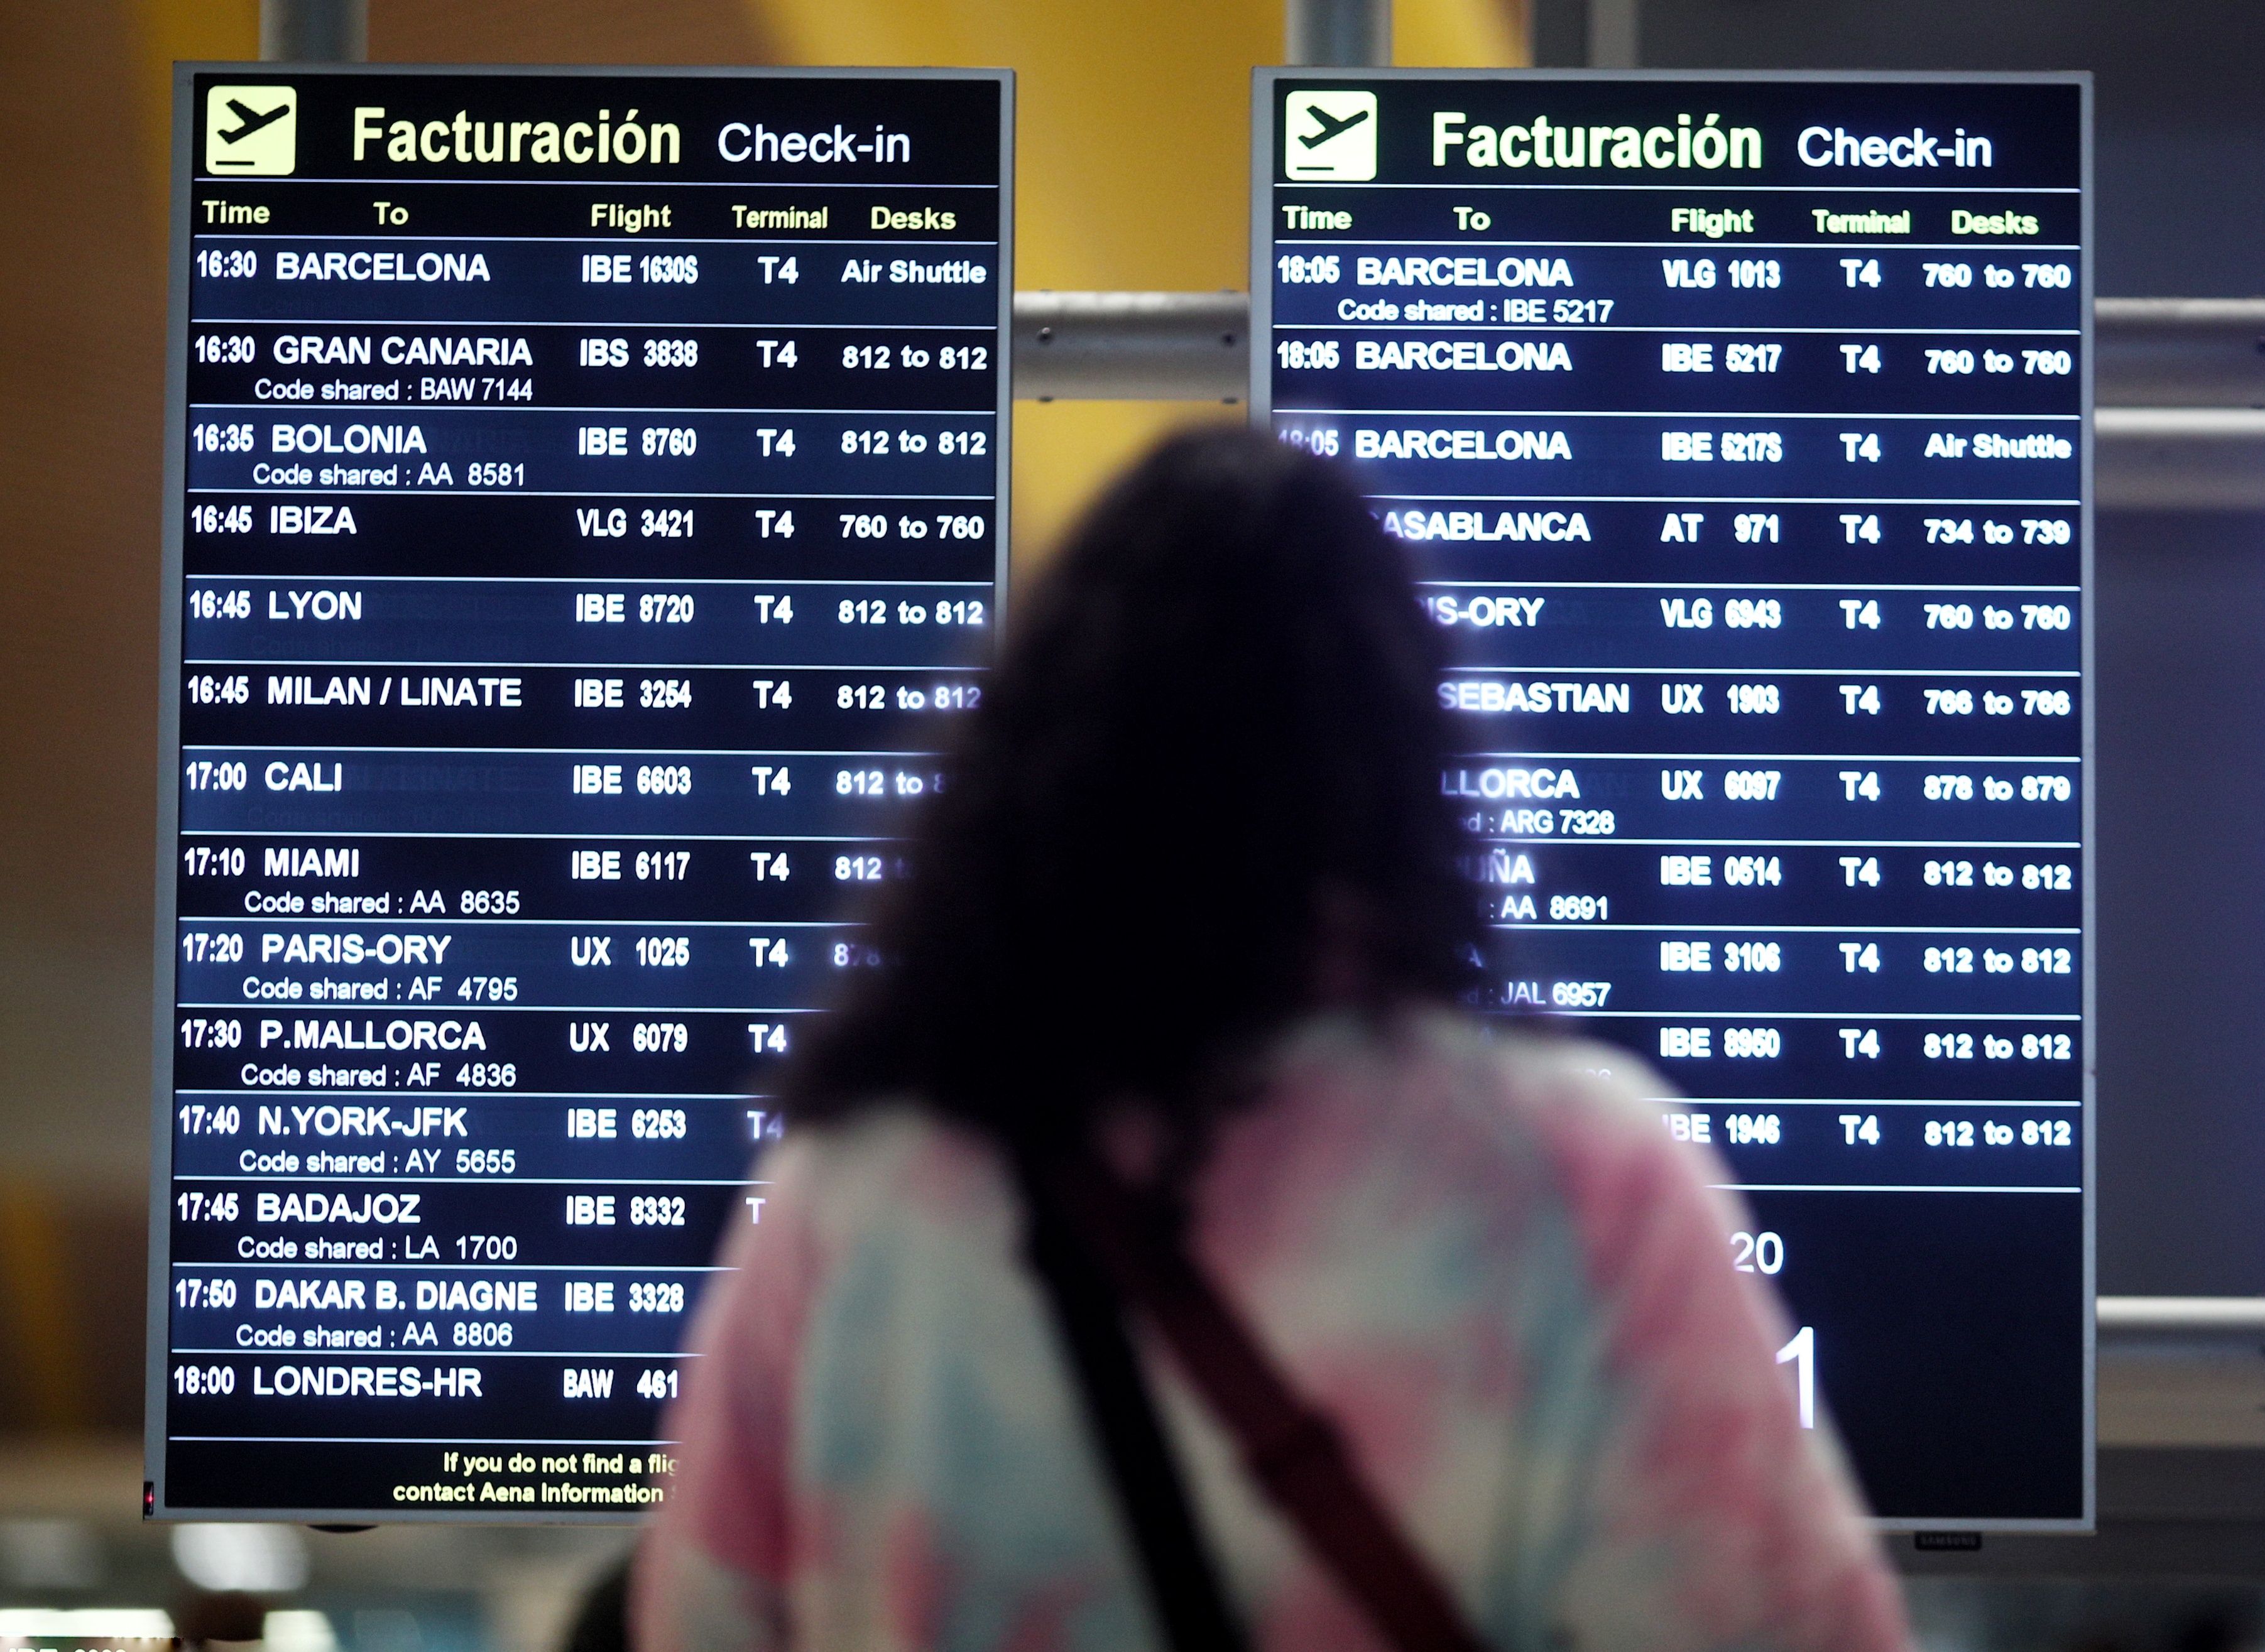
[{"left": 147, "top": 66, "right": 1012, "bottom": 1521}]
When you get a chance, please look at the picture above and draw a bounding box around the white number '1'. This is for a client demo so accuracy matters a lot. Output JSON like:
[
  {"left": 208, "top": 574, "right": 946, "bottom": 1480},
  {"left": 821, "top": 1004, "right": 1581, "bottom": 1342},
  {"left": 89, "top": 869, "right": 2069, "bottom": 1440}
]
[{"left": 1776, "top": 1325, "right": 1816, "bottom": 1429}]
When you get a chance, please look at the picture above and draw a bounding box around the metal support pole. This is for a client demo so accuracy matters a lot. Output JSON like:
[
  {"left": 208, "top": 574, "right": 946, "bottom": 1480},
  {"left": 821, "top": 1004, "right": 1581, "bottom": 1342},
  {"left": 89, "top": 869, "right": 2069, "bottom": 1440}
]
[
  {"left": 2100, "top": 1297, "right": 2265, "bottom": 1339},
  {"left": 1012, "top": 293, "right": 1250, "bottom": 403},
  {"left": 2097, "top": 1296, "right": 2265, "bottom": 1453},
  {"left": 1286, "top": 0, "right": 1392, "bottom": 68},
  {"left": 1527, "top": 0, "right": 1590, "bottom": 68},
  {"left": 261, "top": 0, "right": 368, "bottom": 63},
  {"left": 1014, "top": 292, "right": 2265, "bottom": 407},
  {"left": 2094, "top": 408, "right": 2265, "bottom": 511},
  {"left": 1010, "top": 290, "right": 2265, "bottom": 509},
  {"left": 2095, "top": 298, "right": 2265, "bottom": 407},
  {"left": 1586, "top": 0, "right": 1640, "bottom": 68}
]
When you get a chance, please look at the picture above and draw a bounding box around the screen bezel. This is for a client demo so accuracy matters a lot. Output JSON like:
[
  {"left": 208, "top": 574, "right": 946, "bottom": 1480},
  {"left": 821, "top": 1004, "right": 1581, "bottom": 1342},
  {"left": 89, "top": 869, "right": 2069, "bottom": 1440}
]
[
  {"left": 1247, "top": 64, "right": 2097, "bottom": 1536},
  {"left": 144, "top": 60, "right": 1017, "bottom": 1524}
]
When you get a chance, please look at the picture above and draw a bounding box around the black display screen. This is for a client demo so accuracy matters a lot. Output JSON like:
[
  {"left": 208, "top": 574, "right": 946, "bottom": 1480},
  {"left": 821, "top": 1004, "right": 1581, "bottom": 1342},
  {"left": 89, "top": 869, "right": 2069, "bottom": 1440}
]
[
  {"left": 146, "top": 66, "right": 1010, "bottom": 1520},
  {"left": 1254, "top": 70, "right": 2091, "bottom": 1528}
]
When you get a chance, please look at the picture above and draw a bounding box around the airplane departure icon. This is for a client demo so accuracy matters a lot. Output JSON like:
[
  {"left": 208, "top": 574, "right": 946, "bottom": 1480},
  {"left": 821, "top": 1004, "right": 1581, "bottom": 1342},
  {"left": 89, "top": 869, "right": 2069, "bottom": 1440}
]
[
  {"left": 1284, "top": 90, "right": 1377, "bottom": 180},
  {"left": 218, "top": 98, "right": 291, "bottom": 144},
  {"left": 204, "top": 84, "right": 297, "bottom": 175},
  {"left": 1299, "top": 104, "right": 1370, "bottom": 150}
]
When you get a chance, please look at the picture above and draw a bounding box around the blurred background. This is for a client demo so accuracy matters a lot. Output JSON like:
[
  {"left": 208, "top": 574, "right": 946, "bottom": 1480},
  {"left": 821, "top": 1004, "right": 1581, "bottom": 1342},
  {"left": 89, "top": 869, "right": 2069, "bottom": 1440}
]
[{"left": 8, "top": 1, "right": 2265, "bottom": 1648}]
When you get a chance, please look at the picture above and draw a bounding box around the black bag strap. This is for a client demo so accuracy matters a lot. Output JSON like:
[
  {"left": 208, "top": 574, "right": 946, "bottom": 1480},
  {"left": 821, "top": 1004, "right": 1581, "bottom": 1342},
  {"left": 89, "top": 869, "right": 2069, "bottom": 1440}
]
[
  {"left": 1019, "top": 1153, "right": 1251, "bottom": 1652},
  {"left": 1019, "top": 1149, "right": 1491, "bottom": 1652}
]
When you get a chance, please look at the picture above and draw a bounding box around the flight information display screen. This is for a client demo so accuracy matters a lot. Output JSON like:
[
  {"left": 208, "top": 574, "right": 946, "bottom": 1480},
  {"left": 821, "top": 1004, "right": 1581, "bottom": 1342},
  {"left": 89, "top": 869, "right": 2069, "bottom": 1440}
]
[
  {"left": 146, "top": 66, "right": 1010, "bottom": 1520},
  {"left": 1255, "top": 70, "right": 2090, "bottom": 1528}
]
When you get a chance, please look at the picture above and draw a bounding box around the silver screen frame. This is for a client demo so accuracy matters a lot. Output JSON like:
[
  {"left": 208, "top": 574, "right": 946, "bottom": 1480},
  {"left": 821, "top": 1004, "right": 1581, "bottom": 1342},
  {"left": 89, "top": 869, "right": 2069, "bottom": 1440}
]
[
  {"left": 1248, "top": 65, "right": 2096, "bottom": 1536},
  {"left": 145, "top": 60, "right": 1016, "bottom": 1524}
]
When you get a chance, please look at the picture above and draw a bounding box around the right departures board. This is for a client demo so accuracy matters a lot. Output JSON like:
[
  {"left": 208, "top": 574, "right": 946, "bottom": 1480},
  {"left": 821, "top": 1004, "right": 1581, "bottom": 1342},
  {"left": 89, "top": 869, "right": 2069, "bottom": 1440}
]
[{"left": 1255, "top": 70, "right": 2091, "bottom": 1528}]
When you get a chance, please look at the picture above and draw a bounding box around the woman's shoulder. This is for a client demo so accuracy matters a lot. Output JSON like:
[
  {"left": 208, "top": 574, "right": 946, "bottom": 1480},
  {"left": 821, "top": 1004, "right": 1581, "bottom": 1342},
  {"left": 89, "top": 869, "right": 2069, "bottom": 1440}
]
[
  {"left": 755, "top": 1100, "right": 1019, "bottom": 1254},
  {"left": 751, "top": 1099, "right": 1042, "bottom": 1294},
  {"left": 1433, "top": 1010, "right": 1666, "bottom": 1111},
  {"left": 1189, "top": 1011, "right": 1686, "bottom": 1256},
  {"left": 1265, "top": 1008, "right": 1673, "bottom": 1156},
  {"left": 759, "top": 1016, "right": 1691, "bottom": 1275}
]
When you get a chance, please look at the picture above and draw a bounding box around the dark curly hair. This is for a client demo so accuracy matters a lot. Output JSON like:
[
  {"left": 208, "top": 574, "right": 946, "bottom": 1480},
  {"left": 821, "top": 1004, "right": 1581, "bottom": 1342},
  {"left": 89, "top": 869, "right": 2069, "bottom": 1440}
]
[{"left": 785, "top": 427, "right": 1481, "bottom": 1161}]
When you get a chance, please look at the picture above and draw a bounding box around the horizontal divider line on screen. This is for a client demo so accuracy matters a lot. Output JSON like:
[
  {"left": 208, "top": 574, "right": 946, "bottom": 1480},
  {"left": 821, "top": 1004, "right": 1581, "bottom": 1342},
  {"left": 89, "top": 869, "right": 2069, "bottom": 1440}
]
[
  {"left": 178, "top": 916, "right": 873, "bottom": 926},
  {"left": 1278, "top": 183, "right": 2078, "bottom": 197},
  {"left": 1570, "top": 1009, "right": 2079, "bottom": 1019},
  {"left": 1457, "top": 749, "right": 2080, "bottom": 761},
  {"left": 171, "top": 1435, "right": 686, "bottom": 1445},
  {"left": 1639, "top": 1097, "right": 2083, "bottom": 1108},
  {"left": 1276, "top": 239, "right": 2082, "bottom": 253},
  {"left": 195, "top": 318, "right": 995, "bottom": 331},
  {"left": 1288, "top": 408, "right": 2081, "bottom": 422},
  {"left": 186, "top": 491, "right": 998, "bottom": 502},
  {"left": 194, "top": 234, "right": 997, "bottom": 247},
  {"left": 177, "top": 829, "right": 908, "bottom": 841},
  {"left": 202, "top": 176, "right": 998, "bottom": 192},
  {"left": 1471, "top": 839, "right": 2082, "bottom": 848},
  {"left": 172, "top": 1349, "right": 698, "bottom": 1359},
  {"left": 178, "top": 1003, "right": 817, "bottom": 1016},
  {"left": 185, "top": 657, "right": 988, "bottom": 666},
  {"left": 183, "top": 664, "right": 980, "bottom": 675},
  {"left": 1432, "top": 666, "right": 2082, "bottom": 677},
  {"left": 193, "top": 403, "right": 1003, "bottom": 416},
  {"left": 185, "top": 744, "right": 945, "bottom": 756},
  {"left": 177, "top": 1084, "right": 778, "bottom": 1094},
  {"left": 177, "top": 1173, "right": 772, "bottom": 1182},
  {"left": 1711, "top": 1183, "right": 2082, "bottom": 1194},
  {"left": 1360, "top": 494, "right": 2083, "bottom": 505},
  {"left": 195, "top": 742, "right": 2075, "bottom": 760},
  {"left": 175, "top": 1261, "right": 733, "bottom": 1271},
  {"left": 1492, "top": 923, "right": 2080, "bottom": 933},
  {"left": 1417, "top": 580, "right": 2083, "bottom": 591},
  {"left": 183, "top": 579, "right": 983, "bottom": 584},
  {"left": 1290, "top": 329, "right": 2083, "bottom": 344},
  {"left": 1287, "top": 323, "right": 2082, "bottom": 336}
]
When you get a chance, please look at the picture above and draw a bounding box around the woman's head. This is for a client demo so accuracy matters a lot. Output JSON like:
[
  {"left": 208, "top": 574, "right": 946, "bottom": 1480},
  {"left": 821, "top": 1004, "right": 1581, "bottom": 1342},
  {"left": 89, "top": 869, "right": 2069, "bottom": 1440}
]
[{"left": 790, "top": 427, "right": 1480, "bottom": 1149}]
